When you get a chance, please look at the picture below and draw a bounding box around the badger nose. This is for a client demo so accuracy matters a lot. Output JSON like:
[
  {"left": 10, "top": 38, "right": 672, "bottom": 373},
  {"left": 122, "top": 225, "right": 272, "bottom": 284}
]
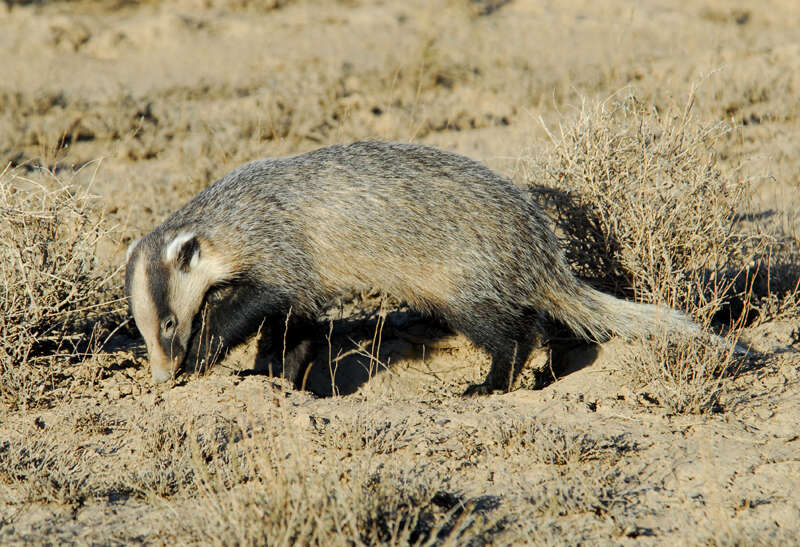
[{"left": 151, "top": 364, "right": 174, "bottom": 384}]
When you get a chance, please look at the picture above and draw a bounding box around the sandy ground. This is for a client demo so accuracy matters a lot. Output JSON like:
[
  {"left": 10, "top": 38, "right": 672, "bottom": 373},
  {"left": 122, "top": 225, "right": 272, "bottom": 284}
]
[{"left": 1, "top": 0, "right": 799, "bottom": 544}]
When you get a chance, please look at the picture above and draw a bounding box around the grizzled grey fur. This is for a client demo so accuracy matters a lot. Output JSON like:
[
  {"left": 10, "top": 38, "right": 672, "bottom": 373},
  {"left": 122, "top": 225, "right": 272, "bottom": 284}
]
[{"left": 125, "top": 141, "right": 692, "bottom": 394}]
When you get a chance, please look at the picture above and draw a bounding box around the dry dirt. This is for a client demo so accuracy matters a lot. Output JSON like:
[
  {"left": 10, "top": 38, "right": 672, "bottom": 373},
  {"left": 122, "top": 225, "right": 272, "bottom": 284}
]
[{"left": 1, "top": 0, "right": 799, "bottom": 544}]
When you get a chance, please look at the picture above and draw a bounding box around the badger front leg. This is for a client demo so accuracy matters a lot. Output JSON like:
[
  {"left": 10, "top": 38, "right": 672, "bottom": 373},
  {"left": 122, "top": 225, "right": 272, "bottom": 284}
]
[
  {"left": 185, "top": 281, "right": 318, "bottom": 382},
  {"left": 255, "top": 314, "right": 320, "bottom": 388}
]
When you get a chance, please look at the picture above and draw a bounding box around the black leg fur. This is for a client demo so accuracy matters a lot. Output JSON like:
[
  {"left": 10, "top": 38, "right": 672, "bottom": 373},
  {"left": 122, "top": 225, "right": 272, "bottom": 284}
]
[
  {"left": 255, "top": 314, "right": 320, "bottom": 387},
  {"left": 183, "top": 280, "right": 308, "bottom": 377},
  {"left": 451, "top": 306, "right": 544, "bottom": 396}
]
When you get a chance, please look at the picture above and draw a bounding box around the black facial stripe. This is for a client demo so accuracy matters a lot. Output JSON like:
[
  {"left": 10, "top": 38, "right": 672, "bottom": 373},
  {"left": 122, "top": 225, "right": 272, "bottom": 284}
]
[
  {"left": 146, "top": 252, "right": 173, "bottom": 322},
  {"left": 146, "top": 248, "right": 185, "bottom": 358}
]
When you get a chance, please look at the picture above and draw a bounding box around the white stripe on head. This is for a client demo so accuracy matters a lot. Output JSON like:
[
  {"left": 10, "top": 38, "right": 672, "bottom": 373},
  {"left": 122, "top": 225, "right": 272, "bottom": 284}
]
[
  {"left": 163, "top": 234, "right": 238, "bottom": 370},
  {"left": 130, "top": 254, "right": 162, "bottom": 362},
  {"left": 131, "top": 248, "right": 180, "bottom": 382},
  {"left": 126, "top": 237, "right": 142, "bottom": 263}
]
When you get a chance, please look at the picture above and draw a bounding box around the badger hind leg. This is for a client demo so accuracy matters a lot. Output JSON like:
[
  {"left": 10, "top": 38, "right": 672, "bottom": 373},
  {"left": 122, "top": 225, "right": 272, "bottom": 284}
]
[{"left": 450, "top": 305, "right": 544, "bottom": 396}]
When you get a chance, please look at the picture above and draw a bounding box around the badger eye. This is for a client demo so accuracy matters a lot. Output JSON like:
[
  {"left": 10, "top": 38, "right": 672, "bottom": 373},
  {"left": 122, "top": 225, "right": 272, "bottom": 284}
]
[{"left": 161, "top": 317, "right": 176, "bottom": 336}]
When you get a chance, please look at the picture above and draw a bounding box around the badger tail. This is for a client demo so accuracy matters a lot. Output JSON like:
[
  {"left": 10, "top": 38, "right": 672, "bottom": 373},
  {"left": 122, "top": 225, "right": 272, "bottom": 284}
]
[{"left": 546, "top": 282, "right": 699, "bottom": 343}]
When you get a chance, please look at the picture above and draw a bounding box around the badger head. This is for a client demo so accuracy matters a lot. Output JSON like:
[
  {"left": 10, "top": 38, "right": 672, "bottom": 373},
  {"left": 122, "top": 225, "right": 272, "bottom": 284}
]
[{"left": 125, "top": 231, "right": 233, "bottom": 383}]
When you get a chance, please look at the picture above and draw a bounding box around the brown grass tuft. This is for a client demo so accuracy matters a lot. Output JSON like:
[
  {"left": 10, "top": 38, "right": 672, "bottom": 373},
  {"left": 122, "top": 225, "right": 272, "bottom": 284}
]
[
  {"left": 170, "top": 406, "right": 502, "bottom": 545},
  {"left": 0, "top": 164, "right": 123, "bottom": 410},
  {"left": 522, "top": 91, "right": 798, "bottom": 412},
  {"left": 621, "top": 334, "right": 741, "bottom": 414},
  {"left": 526, "top": 92, "right": 754, "bottom": 319}
]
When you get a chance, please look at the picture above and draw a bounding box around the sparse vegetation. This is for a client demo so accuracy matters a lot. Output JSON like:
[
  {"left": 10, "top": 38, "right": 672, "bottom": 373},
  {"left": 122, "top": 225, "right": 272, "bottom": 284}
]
[
  {"left": 524, "top": 93, "right": 800, "bottom": 413},
  {"left": 0, "top": 165, "right": 123, "bottom": 410},
  {"left": 1, "top": 0, "right": 799, "bottom": 544},
  {"left": 528, "top": 94, "right": 750, "bottom": 316},
  {"left": 528, "top": 95, "right": 740, "bottom": 411}
]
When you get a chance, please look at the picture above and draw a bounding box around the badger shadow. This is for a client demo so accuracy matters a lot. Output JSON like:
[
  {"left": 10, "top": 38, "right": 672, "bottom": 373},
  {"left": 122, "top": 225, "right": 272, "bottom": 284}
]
[
  {"left": 244, "top": 308, "right": 454, "bottom": 397},
  {"left": 242, "top": 306, "right": 602, "bottom": 397}
]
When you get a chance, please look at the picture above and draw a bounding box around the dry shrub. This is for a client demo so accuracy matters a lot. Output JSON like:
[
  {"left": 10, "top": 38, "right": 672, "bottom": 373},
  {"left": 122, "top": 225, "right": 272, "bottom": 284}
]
[
  {"left": 0, "top": 411, "right": 117, "bottom": 506},
  {"left": 316, "top": 414, "right": 414, "bottom": 455},
  {"left": 0, "top": 405, "right": 236, "bottom": 507},
  {"left": 0, "top": 164, "right": 122, "bottom": 409},
  {"left": 621, "top": 334, "right": 739, "bottom": 414},
  {"left": 521, "top": 467, "right": 630, "bottom": 521},
  {"left": 526, "top": 92, "right": 754, "bottom": 318},
  {"left": 494, "top": 420, "right": 635, "bottom": 465},
  {"left": 174, "top": 410, "right": 500, "bottom": 546},
  {"left": 0, "top": 435, "right": 94, "bottom": 506},
  {"left": 523, "top": 92, "right": 796, "bottom": 413},
  {"left": 194, "top": 0, "right": 293, "bottom": 10}
]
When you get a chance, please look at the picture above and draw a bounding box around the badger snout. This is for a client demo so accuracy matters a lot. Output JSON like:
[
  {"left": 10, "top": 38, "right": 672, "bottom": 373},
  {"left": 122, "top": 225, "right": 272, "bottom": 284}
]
[
  {"left": 151, "top": 363, "right": 175, "bottom": 384},
  {"left": 149, "top": 346, "right": 184, "bottom": 384}
]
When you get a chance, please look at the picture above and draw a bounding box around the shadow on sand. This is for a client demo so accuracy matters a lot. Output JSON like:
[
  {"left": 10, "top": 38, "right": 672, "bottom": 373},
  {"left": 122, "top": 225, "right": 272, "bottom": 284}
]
[{"left": 240, "top": 305, "right": 604, "bottom": 398}]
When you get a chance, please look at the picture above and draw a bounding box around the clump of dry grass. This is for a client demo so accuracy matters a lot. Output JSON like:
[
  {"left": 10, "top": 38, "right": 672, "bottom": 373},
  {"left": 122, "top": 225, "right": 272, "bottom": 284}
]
[
  {"left": 168, "top": 407, "right": 502, "bottom": 546},
  {"left": 0, "top": 163, "right": 122, "bottom": 409},
  {"left": 315, "top": 412, "right": 416, "bottom": 455},
  {"left": 524, "top": 91, "right": 798, "bottom": 413},
  {"left": 0, "top": 403, "right": 242, "bottom": 507},
  {"left": 621, "top": 334, "right": 739, "bottom": 414},
  {"left": 526, "top": 92, "right": 753, "bottom": 318},
  {"left": 0, "top": 434, "right": 95, "bottom": 506},
  {"left": 493, "top": 420, "right": 635, "bottom": 465}
]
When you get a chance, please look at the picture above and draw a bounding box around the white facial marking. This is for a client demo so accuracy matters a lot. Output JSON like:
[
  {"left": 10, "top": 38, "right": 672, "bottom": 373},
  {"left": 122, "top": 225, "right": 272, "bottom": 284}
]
[
  {"left": 168, "top": 266, "right": 208, "bottom": 360},
  {"left": 131, "top": 254, "right": 177, "bottom": 383},
  {"left": 131, "top": 257, "right": 157, "bottom": 354},
  {"left": 126, "top": 237, "right": 141, "bottom": 263},
  {"left": 132, "top": 234, "right": 237, "bottom": 383}
]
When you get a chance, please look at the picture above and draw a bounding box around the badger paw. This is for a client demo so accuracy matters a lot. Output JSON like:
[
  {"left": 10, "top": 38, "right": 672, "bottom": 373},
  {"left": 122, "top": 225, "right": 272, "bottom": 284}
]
[{"left": 462, "top": 383, "right": 496, "bottom": 397}]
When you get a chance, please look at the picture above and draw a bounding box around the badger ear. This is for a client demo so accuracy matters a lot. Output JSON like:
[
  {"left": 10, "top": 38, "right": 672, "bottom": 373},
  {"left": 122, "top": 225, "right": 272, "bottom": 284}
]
[
  {"left": 165, "top": 232, "right": 200, "bottom": 272},
  {"left": 126, "top": 237, "right": 142, "bottom": 263}
]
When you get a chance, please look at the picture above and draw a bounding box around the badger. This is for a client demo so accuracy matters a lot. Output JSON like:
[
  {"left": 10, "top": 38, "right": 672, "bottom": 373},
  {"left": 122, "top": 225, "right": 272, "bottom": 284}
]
[{"left": 125, "top": 141, "right": 694, "bottom": 395}]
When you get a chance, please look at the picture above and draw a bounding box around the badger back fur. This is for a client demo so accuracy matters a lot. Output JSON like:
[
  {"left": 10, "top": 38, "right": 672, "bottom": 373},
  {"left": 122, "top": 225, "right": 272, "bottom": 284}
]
[{"left": 125, "top": 141, "right": 693, "bottom": 392}]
